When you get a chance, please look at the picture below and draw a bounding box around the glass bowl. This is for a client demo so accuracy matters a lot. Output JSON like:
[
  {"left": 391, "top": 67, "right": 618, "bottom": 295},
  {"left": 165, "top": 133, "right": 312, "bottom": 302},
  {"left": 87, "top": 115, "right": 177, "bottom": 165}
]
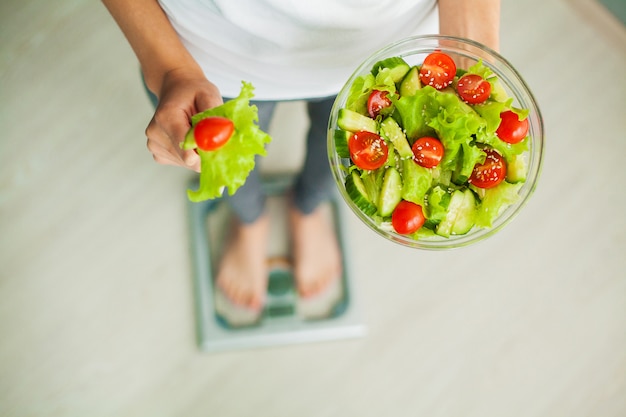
[{"left": 327, "top": 35, "right": 544, "bottom": 250}]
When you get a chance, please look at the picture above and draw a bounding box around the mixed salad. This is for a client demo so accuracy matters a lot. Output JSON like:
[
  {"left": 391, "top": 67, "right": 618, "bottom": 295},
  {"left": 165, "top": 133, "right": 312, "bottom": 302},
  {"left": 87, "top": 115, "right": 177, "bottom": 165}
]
[
  {"left": 182, "top": 81, "right": 272, "bottom": 202},
  {"left": 333, "top": 51, "right": 531, "bottom": 239}
]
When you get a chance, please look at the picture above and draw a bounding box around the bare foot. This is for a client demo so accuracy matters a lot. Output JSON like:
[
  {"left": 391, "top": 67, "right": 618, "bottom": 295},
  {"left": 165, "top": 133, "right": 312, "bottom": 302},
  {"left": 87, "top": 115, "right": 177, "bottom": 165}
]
[
  {"left": 215, "top": 215, "right": 270, "bottom": 310},
  {"left": 289, "top": 204, "right": 343, "bottom": 298}
]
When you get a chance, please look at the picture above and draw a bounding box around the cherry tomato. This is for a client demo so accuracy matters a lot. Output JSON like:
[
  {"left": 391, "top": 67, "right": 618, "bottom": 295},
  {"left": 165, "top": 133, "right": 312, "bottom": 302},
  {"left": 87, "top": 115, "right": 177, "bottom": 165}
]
[
  {"left": 193, "top": 116, "right": 235, "bottom": 151},
  {"left": 419, "top": 52, "right": 456, "bottom": 90},
  {"left": 469, "top": 149, "right": 507, "bottom": 189},
  {"left": 456, "top": 74, "right": 491, "bottom": 104},
  {"left": 412, "top": 136, "right": 444, "bottom": 168},
  {"left": 392, "top": 200, "right": 425, "bottom": 234},
  {"left": 496, "top": 110, "right": 529, "bottom": 144},
  {"left": 348, "top": 131, "right": 389, "bottom": 170},
  {"left": 367, "top": 90, "right": 392, "bottom": 118}
]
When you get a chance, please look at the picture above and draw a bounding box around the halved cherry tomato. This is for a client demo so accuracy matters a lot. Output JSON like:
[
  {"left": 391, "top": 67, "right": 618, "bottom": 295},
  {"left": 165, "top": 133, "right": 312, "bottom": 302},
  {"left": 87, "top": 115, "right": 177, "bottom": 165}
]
[
  {"left": 348, "top": 131, "right": 389, "bottom": 170},
  {"left": 469, "top": 149, "right": 507, "bottom": 189},
  {"left": 392, "top": 200, "right": 425, "bottom": 234},
  {"left": 367, "top": 90, "right": 392, "bottom": 118},
  {"left": 193, "top": 116, "right": 235, "bottom": 151},
  {"left": 419, "top": 52, "right": 456, "bottom": 90},
  {"left": 456, "top": 74, "right": 491, "bottom": 104},
  {"left": 412, "top": 136, "right": 444, "bottom": 168},
  {"left": 496, "top": 110, "right": 529, "bottom": 144}
]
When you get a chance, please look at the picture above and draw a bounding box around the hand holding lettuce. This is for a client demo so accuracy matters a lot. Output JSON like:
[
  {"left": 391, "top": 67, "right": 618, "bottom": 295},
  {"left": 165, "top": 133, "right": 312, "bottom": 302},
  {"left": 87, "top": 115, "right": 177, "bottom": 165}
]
[{"left": 182, "top": 82, "right": 272, "bottom": 202}]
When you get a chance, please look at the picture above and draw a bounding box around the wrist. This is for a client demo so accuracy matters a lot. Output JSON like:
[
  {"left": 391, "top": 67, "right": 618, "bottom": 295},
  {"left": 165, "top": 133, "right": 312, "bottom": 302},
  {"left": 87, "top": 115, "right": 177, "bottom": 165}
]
[
  {"left": 438, "top": 0, "right": 500, "bottom": 51},
  {"left": 145, "top": 64, "right": 206, "bottom": 100}
]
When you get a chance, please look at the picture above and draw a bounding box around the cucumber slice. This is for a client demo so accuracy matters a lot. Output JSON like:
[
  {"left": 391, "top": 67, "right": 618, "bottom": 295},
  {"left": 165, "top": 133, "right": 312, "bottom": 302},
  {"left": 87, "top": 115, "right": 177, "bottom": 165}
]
[
  {"left": 361, "top": 168, "right": 384, "bottom": 208},
  {"left": 436, "top": 189, "right": 476, "bottom": 237},
  {"left": 337, "top": 108, "right": 378, "bottom": 133},
  {"left": 506, "top": 154, "right": 527, "bottom": 183},
  {"left": 378, "top": 167, "right": 403, "bottom": 217},
  {"left": 451, "top": 189, "right": 477, "bottom": 235},
  {"left": 436, "top": 190, "right": 463, "bottom": 237},
  {"left": 380, "top": 117, "right": 414, "bottom": 159},
  {"left": 399, "top": 66, "right": 421, "bottom": 96},
  {"left": 345, "top": 171, "right": 377, "bottom": 216},
  {"left": 333, "top": 129, "right": 351, "bottom": 159}
]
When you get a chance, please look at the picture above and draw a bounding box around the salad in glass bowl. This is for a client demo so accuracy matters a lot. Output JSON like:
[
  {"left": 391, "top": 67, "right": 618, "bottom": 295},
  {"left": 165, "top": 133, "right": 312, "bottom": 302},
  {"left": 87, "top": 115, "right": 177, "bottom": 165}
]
[{"left": 327, "top": 35, "right": 544, "bottom": 249}]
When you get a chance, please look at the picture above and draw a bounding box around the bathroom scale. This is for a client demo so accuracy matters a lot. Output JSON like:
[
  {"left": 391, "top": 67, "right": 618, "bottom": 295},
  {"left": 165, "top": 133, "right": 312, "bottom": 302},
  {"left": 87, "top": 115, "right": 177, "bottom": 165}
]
[{"left": 186, "top": 174, "right": 367, "bottom": 352}]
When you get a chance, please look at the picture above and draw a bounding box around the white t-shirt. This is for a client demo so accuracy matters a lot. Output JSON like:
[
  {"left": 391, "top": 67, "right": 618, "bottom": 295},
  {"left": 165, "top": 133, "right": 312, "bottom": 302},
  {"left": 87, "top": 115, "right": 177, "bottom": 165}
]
[{"left": 158, "top": 0, "right": 438, "bottom": 100}]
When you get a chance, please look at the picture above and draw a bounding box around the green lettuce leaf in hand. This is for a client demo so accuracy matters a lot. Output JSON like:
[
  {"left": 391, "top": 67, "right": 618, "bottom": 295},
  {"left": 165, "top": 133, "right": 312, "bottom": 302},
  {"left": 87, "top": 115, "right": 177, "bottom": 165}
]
[{"left": 182, "top": 81, "right": 272, "bottom": 202}]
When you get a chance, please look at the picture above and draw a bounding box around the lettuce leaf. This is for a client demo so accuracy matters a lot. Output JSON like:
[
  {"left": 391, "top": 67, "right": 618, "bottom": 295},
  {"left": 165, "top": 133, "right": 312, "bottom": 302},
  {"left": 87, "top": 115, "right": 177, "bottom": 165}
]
[
  {"left": 400, "top": 158, "right": 432, "bottom": 206},
  {"left": 183, "top": 81, "right": 272, "bottom": 202},
  {"left": 425, "top": 185, "right": 451, "bottom": 225},
  {"left": 466, "top": 60, "right": 509, "bottom": 103},
  {"left": 345, "top": 69, "right": 398, "bottom": 115},
  {"left": 466, "top": 60, "right": 495, "bottom": 82},
  {"left": 394, "top": 86, "right": 486, "bottom": 174},
  {"left": 345, "top": 73, "right": 376, "bottom": 114},
  {"left": 473, "top": 99, "right": 509, "bottom": 133},
  {"left": 474, "top": 181, "right": 522, "bottom": 227}
]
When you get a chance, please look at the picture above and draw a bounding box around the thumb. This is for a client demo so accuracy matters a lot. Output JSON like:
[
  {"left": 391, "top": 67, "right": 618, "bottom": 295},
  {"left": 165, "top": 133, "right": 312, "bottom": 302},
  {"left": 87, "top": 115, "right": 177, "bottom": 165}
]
[
  {"left": 184, "top": 85, "right": 223, "bottom": 172},
  {"left": 182, "top": 149, "right": 201, "bottom": 172}
]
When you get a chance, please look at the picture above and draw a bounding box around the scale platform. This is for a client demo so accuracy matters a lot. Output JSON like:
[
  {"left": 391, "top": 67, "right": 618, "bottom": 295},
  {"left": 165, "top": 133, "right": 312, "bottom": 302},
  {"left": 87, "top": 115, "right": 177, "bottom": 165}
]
[{"left": 186, "top": 174, "right": 367, "bottom": 352}]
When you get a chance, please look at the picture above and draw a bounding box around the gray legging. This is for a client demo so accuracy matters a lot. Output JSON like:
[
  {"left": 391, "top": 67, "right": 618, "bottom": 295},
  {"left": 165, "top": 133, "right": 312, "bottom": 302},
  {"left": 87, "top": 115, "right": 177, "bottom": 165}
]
[
  {"left": 144, "top": 81, "right": 336, "bottom": 223},
  {"left": 227, "top": 96, "right": 337, "bottom": 223}
]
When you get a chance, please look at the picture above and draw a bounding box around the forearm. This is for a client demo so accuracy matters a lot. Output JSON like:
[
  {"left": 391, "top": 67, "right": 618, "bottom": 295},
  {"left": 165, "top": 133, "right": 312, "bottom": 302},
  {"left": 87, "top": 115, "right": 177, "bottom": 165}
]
[
  {"left": 101, "top": 0, "right": 204, "bottom": 96},
  {"left": 438, "top": 0, "right": 500, "bottom": 51}
]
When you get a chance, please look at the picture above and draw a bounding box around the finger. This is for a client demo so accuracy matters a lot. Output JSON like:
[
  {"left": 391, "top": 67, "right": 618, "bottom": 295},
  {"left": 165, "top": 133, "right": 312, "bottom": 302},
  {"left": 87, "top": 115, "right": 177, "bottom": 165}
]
[
  {"left": 146, "top": 137, "right": 184, "bottom": 166},
  {"left": 145, "top": 117, "right": 201, "bottom": 172},
  {"left": 149, "top": 106, "right": 191, "bottom": 159},
  {"left": 146, "top": 111, "right": 198, "bottom": 168},
  {"left": 181, "top": 149, "right": 201, "bottom": 172},
  {"left": 195, "top": 90, "right": 223, "bottom": 113},
  {"left": 147, "top": 134, "right": 201, "bottom": 173},
  {"left": 146, "top": 123, "right": 183, "bottom": 163}
]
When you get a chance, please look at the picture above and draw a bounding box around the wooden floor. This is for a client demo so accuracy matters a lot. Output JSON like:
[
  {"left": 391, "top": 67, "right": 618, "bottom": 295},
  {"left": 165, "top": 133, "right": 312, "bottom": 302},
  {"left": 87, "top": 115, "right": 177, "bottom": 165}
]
[{"left": 1, "top": 0, "right": 625, "bottom": 415}]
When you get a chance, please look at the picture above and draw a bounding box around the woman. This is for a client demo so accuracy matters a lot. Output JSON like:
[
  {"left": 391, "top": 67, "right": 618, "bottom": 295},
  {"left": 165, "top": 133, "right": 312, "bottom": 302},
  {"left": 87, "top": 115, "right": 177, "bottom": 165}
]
[{"left": 102, "top": 0, "right": 500, "bottom": 319}]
